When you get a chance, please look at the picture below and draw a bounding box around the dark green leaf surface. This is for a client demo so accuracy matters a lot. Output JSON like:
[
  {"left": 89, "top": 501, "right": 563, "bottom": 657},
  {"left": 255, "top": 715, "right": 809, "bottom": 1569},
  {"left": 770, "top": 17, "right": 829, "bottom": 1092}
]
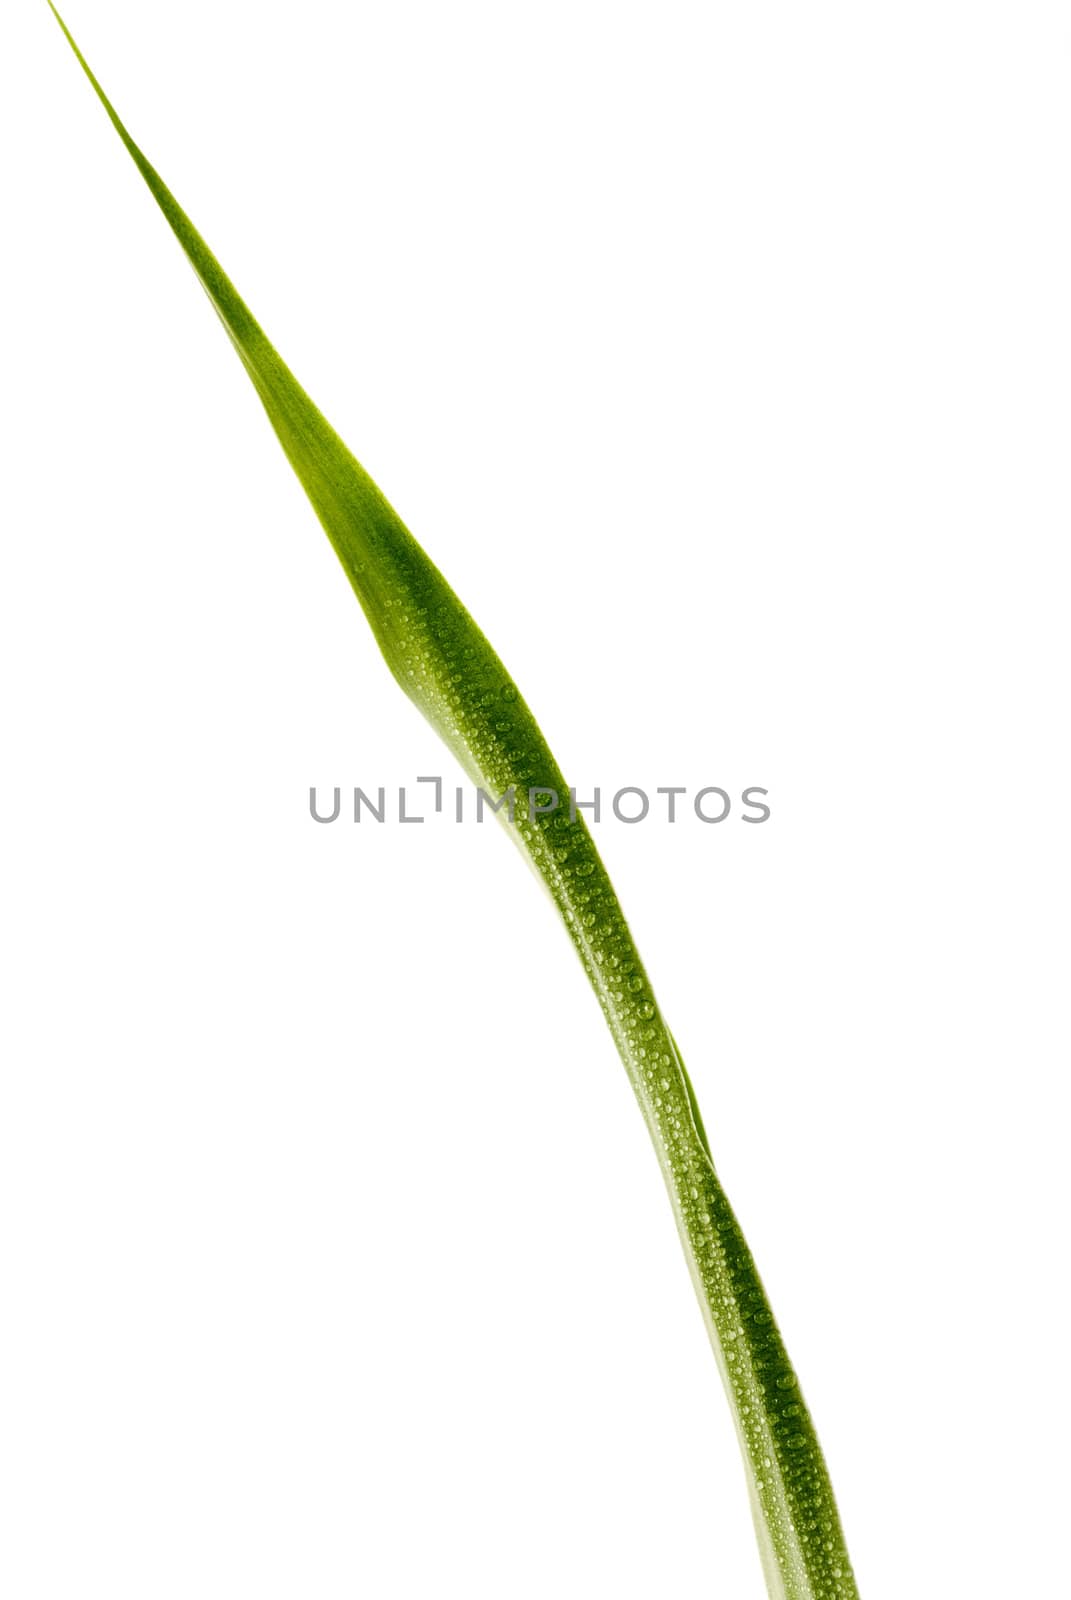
[{"left": 48, "top": 9, "right": 859, "bottom": 1595}]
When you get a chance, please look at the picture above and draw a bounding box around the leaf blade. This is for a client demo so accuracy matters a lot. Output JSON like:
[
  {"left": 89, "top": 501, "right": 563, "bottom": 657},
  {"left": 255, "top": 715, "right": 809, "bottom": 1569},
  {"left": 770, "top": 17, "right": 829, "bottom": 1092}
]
[{"left": 47, "top": 10, "right": 860, "bottom": 1596}]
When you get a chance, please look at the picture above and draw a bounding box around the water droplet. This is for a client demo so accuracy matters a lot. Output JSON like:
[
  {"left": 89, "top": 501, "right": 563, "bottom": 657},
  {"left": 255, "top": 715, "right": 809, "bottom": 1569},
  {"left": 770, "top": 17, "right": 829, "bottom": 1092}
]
[
  {"left": 501, "top": 683, "right": 518, "bottom": 702},
  {"left": 628, "top": 976, "right": 644, "bottom": 992}
]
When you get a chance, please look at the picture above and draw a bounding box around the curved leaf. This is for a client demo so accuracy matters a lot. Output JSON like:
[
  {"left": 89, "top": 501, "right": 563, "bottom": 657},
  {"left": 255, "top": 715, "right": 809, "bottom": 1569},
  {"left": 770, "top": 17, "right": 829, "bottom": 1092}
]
[{"left": 47, "top": 8, "right": 859, "bottom": 1596}]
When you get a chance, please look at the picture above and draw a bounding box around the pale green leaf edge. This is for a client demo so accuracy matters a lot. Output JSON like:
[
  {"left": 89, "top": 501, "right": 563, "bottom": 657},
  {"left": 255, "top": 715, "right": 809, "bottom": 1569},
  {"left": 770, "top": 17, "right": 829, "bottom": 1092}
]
[{"left": 47, "top": 9, "right": 860, "bottom": 1597}]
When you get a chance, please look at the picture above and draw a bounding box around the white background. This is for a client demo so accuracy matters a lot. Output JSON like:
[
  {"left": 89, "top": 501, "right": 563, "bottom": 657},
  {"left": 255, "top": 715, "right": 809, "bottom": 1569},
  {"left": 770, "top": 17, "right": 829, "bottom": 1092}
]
[{"left": 2, "top": 2, "right": 1069, "bottom": 1595}]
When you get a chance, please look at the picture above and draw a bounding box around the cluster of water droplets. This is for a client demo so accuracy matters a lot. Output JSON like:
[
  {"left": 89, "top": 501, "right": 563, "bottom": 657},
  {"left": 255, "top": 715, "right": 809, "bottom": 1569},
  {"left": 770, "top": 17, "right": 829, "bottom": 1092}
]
[{"left": 357, "top": 564, "right": 856, "bottom": 1598}]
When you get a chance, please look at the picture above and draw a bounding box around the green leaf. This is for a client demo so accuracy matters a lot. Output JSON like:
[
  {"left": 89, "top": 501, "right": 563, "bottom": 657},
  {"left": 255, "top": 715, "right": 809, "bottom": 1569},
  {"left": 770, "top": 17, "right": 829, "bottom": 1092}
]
[{"left": 47, "top": 8, "right": 859, "bottom": 1595}]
